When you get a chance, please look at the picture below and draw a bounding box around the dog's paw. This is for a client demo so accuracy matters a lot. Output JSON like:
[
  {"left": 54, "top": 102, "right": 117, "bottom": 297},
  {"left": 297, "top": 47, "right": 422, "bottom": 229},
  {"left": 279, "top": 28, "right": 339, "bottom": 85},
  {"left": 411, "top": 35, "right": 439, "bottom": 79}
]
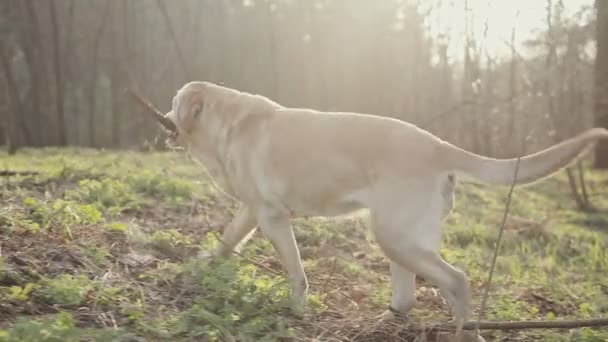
[
  {"left": 287, "top": 300, "right": 306, "bottom": 319},
  {"left": 376, "top": 306, "right": 409, "bottom": 322},
  {"left": 375, "top": 309, "right": 397, "bottom": 321},
  {"left": 286, "top": 293, "right": 308, "bottom": 318}
]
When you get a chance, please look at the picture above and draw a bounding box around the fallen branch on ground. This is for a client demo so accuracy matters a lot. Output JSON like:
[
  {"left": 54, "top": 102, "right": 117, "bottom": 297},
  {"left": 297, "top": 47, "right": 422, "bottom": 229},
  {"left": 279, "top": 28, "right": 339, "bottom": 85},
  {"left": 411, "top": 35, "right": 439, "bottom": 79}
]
[
  {"left": 419, "top": 318, "right": 608, "bottom": 331},
  {"left": 0, "top": 170, "right": 39, "bottom": 176}
]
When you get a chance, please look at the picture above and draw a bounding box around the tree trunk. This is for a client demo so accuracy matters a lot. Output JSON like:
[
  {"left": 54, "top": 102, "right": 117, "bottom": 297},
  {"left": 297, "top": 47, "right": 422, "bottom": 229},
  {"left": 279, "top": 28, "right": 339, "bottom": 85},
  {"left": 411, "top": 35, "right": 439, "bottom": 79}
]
[
  {"left": 110, "top": 1, "right": 123, "bottom": 147},
  {"left": 48, "top": 0, "right": 67, "bottom": 145},
  {"left": 20, "top": 0, "right": 46, "bottom": 146},
  {"left": 0, "top": 42, "right": 24, "bottom": 154},
  {"left": 87, "top": 1, "right": 110, "bottom": 147},
  {"left": 594, "top": 0, "right": 608, "bottom": 168}
]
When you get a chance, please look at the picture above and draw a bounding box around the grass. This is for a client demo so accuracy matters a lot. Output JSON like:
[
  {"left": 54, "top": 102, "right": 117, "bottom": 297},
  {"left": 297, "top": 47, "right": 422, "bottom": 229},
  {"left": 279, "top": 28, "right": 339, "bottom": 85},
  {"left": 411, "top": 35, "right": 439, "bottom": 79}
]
[{"left": 1, "top": 147, "right": 607, "bottom": 341}]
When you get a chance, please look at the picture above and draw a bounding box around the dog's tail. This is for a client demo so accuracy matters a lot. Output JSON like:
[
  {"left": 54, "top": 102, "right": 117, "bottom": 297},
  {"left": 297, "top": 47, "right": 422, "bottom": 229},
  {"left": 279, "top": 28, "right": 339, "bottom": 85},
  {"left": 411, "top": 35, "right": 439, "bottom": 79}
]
[{"left": 440, "top": 128, "right": 608, "bottom": 186}]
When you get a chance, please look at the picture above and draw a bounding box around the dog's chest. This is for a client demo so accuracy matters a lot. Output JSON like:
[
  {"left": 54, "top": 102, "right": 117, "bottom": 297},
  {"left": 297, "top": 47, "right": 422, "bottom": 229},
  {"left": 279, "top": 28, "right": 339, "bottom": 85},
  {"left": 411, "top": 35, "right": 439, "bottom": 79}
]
[
  {"left": 207, "top": 166, "right": 234, "bottom": 193},
  {"left": 197, "top": 155, "right": 237, "bottom": 197}
]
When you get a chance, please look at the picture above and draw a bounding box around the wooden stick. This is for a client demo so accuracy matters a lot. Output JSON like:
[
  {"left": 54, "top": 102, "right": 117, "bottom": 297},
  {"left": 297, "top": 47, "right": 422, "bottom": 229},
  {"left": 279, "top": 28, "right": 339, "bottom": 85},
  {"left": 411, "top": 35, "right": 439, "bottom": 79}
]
[
  {"left": 416, "top": 318, "right": 608, "bottom": 331},
  {"left": 124, "top": 87, "right": 177, "bottom": 134}
]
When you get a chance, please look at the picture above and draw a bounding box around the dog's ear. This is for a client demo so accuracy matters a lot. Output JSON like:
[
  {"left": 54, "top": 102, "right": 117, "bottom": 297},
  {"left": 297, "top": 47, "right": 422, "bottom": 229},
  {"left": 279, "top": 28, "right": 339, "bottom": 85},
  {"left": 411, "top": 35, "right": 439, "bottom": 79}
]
[{"left": 177, "top": 90, "right": 204, "bottom": 134}]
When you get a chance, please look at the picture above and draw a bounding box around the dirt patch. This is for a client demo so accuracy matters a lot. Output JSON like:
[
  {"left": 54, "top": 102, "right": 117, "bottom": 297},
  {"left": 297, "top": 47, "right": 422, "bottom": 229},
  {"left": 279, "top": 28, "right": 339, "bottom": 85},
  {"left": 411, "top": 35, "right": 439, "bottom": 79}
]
[{"left": 517, "top": 289, "right": 577, "bottom": 316}]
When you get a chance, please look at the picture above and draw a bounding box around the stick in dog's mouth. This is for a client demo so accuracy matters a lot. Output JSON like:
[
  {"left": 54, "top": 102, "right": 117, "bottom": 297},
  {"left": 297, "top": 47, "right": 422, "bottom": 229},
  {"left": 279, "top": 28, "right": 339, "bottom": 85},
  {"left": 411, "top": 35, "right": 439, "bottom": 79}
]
[{"left": 124, "top": 87, "right": 178, "bottom": 135}]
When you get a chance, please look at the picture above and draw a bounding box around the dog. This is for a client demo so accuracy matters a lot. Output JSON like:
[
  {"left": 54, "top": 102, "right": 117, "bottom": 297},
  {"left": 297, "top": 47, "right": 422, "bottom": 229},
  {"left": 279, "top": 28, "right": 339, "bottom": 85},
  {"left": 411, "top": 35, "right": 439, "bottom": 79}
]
[{"left": 162, "top": 80, "right": 608, "bottom": 330}]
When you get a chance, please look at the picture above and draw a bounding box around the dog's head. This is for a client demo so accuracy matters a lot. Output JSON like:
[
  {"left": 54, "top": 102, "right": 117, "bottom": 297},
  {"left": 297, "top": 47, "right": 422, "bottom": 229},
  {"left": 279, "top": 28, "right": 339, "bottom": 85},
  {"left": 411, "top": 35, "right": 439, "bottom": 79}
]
[
  {"left": 163, "top": 81, "right": 280, "bottom": 150},
  {"left": 163, "top": 81, "right": 212, "bottom": 147},
  {"left": 166, "top": 82, "right": 207, "bottom": 134}
]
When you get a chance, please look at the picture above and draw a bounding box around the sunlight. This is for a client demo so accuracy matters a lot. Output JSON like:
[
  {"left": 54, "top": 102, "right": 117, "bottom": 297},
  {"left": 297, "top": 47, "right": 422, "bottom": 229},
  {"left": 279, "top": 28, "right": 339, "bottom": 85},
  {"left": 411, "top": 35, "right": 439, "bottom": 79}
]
[{"left": 429, "top": 0, "right": 594, "bottom": 59}]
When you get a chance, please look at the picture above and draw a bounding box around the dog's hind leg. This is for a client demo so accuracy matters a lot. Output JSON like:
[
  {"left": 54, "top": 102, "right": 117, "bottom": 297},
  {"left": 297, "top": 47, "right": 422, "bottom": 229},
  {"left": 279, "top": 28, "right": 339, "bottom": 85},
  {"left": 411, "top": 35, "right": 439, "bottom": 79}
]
[
  {"left": 216, "top": 205, "right": 257, "bottom": 258},
  {"left": 371, "top": 193, "right": 472, "bottom": 331}
]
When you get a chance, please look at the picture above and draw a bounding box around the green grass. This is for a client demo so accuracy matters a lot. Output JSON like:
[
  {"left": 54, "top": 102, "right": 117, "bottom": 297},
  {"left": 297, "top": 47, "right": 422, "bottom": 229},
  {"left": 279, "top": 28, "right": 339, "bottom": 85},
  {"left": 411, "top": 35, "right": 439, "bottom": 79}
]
[{"left": 1, "top": 148, "right": 607, "bottom": 341}]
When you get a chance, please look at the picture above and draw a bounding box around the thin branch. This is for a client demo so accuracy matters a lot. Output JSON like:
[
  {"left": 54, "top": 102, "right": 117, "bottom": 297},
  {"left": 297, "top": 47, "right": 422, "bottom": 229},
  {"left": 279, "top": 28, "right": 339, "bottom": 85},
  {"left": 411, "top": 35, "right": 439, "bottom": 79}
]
[
  {"left": 476, "top": 156, "right": 521, "bottom": 329},
  {"left": 210, "top": 231, "right": 283, "bottom": 277},
  {"left": 577, "top": 161, "right": 591, "bottom": 206}
]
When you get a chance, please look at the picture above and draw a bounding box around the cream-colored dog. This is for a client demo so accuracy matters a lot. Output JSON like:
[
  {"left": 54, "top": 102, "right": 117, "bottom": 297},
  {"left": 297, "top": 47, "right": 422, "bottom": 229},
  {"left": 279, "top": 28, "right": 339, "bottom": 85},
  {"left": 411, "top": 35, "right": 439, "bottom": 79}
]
[{"left": 163, "top": 81, "right": 608, "bottom": 327}]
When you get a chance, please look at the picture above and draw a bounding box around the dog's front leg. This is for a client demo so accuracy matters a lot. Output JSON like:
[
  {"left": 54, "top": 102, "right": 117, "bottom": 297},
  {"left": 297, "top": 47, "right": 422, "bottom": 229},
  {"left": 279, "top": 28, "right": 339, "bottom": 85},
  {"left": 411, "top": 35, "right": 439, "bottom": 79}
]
[
  {"left": 388, "top": 261, "right": 417, "bottom": 315},
  {"left": 257, "top": 208, "right": 308, "bottom": 315},
  {"left": 215, "top": 205, "right": 257, "bottom": 258}
]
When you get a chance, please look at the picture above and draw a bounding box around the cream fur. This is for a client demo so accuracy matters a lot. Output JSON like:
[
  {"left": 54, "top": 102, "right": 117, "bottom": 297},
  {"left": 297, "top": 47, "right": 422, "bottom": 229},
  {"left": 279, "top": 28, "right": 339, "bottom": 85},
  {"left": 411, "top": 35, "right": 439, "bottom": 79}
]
[{"left": 164, "top": 81, "right": 608, "bottom": 328}]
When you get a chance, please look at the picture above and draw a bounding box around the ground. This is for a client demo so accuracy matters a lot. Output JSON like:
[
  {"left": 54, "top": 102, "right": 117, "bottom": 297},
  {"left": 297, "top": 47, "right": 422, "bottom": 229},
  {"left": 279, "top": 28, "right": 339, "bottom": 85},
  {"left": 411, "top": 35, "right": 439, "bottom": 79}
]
[{"left": 1, "top": 148, "right": 607, "bottom": 342}]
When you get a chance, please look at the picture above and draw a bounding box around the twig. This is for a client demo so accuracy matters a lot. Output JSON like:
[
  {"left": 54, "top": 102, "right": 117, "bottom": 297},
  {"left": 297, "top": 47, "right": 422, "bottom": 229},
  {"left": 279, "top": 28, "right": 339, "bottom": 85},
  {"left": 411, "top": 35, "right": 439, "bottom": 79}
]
[
  {"left": 476, "top": 156, "right": 521, "bottom": 330},
  {"left": 210, "top": 231, "right": 283, "bottom": 277},
  {"left": 321, "top": 258, "right": 338, "bottom": 295}
]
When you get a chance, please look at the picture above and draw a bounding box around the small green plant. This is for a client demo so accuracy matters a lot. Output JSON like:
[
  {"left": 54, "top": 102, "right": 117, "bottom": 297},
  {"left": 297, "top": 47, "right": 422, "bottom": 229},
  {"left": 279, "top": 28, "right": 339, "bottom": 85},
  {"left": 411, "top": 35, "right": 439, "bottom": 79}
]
[
  {"left": 79, "top": 244, "right": 111, "bottom": 267},
  {"left": 175, "top": 268, "right": 295, "bottom": 340},
  {"left": 119, "top": 299, "right": 146, "bottom": 323},
  {"left": 34, "top": 274, "right": 95, "bottom": 308},
  {"left": 490, "top": 297, "right": 540, "bottom": 321},
  {"left": 1, "top": 204, "right": 41, "bottom": 233},
  {"left": 22, "top": 197, "right": 102, "bottom": 238},
  {"left": 171, "top": 233, "right": 298, "bottom": 340},
  {"left": 126, "top": 171, "right": 194, "bottom": 202},
  {"left": 68, "top": 178, "right": 139, "bottom": 213},
  {"left": 293, "top": 220, "right": 335, "bottom": 246},
  {"left": 149, "top": 229, "right": 193, "bottom": 257},
  {"left": 5, "top": 283, "right": 37, "bottom": 302},
  {"left": 104, "top": 221, "right": 128, "bottom": 233},
  {"left": 0, "top": 311, "right": 121, "bottom": 342}
]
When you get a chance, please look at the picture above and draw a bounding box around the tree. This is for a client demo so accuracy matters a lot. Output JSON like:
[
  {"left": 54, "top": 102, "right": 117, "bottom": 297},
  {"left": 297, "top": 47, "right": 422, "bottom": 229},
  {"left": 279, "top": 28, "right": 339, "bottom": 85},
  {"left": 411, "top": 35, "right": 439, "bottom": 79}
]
[
  {"left": 0, "top": 38, "right": 24, "bottom": 154},
  {"left": 594, "top": 0, "right": 608, "bottom": 168},
  {"left": 49, "top": 0, "right": 67, "bottom": 145}
]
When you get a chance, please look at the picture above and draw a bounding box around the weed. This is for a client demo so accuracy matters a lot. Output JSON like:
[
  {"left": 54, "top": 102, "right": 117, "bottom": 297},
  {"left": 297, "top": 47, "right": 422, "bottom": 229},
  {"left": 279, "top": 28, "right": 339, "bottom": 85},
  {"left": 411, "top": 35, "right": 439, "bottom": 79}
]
[
  {"left": 4, "top": 283, "right": 37, "bottom": 302},
  {"left": 0, "top": 311, "right": 121, "bottom": 342},
  {"left": 171, "top": 234, "right": 298, "bottom": 340},
  {"left": 22, "top": 197, "right": 102, "bottom": 235},
  {"left": 79, "top": 244, "right": 111, "bottom": 267},
  {"left": 126, "top": 170, "right": 194, "bottom": 202},
  {"left": 149, "top": 229, "right": 193, "bottom": 258},
  {"left": 68, "top": 178, "right": 140, "bottom": 214},
  {"left": 34, "top": 274, "right": 95, "bottom": 308},
  {"left": 490, "top": 296, "right": 540, "bottom": 320},
  {"left": 17, "top": 197, "right": 102, "bottom": 239},
  {"left": 104, "top": 221, "right": 128, "bottom": 233}
]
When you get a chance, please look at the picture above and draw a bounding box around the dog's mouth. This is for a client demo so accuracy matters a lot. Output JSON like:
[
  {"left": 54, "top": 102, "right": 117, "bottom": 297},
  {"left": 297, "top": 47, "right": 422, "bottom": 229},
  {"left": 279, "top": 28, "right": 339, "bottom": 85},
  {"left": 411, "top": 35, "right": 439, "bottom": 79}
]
[{"left": 160, "top": 114, "right": 184, "bottom": 149}]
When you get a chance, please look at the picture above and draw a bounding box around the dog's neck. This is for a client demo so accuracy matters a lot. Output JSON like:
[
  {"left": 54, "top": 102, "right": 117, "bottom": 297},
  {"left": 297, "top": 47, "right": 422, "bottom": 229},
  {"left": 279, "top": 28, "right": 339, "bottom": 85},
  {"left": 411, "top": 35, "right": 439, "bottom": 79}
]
[
  {"left": 182, "top": 86, "right": 283, "bottom": 197},
  {"left": 184, "top": 99, "right": 240, "bottom": 197}
]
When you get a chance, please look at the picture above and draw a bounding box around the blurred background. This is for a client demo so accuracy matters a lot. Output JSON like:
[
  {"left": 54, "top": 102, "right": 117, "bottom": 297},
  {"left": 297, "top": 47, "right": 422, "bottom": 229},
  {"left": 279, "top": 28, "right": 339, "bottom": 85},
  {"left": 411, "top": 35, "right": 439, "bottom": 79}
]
[{"left": 1, "top": 0, "right": 606, "bottom": 161}]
